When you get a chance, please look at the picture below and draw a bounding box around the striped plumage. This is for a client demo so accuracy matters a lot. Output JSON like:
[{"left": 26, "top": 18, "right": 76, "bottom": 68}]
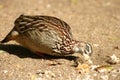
[{"left": 1, "top": 15, "right": 92, "bottom": 64}]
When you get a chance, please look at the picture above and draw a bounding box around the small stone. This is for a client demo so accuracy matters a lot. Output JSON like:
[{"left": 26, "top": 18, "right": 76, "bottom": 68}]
[
  {"left": 107, "top": 54, "right": 120, "bottom": 64},
  {"left": 36, "top": 70, "right": 45, "bottom": 76},
  {"left": 44, "top": 70, "right": 55, "bottom": 78},
  {"left": 100, "top": 75, "right": 108, "bottom": 80},
  {"left": 2, "top": 70, "right": 8, "bottom": 73},
  {"left": 93, "top": 44, "right": 99, "bottom": 47},
  {"left": 90, "top": 65, "right": 99, "bottom": 70}
]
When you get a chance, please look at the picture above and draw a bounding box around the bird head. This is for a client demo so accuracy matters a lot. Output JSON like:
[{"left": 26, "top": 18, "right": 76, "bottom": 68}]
[{"left": 72, "top": 41, "right": 92, "bottom": 56}]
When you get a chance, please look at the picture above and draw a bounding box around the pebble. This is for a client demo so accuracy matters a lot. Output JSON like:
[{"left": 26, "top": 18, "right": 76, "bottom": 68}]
[
  {"left": 100, "top": 75, "right": 108, "bottom": 80},
  {"left": 107, "top": 54, "right": 120, "bottom": 64},
  {"left": 2, "top": 70, "right": 8, "bottom": 73}
]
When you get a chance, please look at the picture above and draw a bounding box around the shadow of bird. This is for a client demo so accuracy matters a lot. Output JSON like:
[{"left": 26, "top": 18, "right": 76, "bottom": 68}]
[{"left": 0, "top": 44, "right": 76, "bottom": 60}]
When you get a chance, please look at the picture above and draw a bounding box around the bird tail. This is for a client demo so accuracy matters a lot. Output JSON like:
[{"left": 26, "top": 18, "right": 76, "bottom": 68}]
[{"left": 1, "top": 29, "right": 19, "bottom": 43}]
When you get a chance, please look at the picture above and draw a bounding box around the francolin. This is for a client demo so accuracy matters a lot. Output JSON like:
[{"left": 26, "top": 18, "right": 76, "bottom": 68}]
[{"left": 1, "top": 15, "right": 92, "bottom": 66}]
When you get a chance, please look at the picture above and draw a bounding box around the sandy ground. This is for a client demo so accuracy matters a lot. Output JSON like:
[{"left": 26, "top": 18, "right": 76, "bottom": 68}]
[{"left": 0, "top": 0, "right": 120, "bottom": 80}]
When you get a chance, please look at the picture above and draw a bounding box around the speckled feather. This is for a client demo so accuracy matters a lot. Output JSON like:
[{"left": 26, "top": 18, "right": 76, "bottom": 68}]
[
  {"left": 15, "top": 15, "right": 72, "bottom": 39},
  {"left": 1, "top": 15, "right": 92, "bottom": 57},
  {"left": 8, "top": 15, "right": 78, "bottom": 56}
]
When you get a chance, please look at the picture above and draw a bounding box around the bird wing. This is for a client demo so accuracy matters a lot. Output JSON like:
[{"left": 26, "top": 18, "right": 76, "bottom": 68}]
[{"left": 14, "top": 15, "right": 73, "bottom": 40}]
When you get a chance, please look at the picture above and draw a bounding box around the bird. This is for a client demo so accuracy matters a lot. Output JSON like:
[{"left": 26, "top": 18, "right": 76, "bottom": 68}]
[{"left": 0, "top": 15, "right": 92, "bottom": 66}]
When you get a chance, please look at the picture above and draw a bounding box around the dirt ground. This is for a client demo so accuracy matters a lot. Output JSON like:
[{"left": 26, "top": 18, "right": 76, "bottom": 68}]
[{"left": 0, "top": 0, "right": 120, "bottom": 80}]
